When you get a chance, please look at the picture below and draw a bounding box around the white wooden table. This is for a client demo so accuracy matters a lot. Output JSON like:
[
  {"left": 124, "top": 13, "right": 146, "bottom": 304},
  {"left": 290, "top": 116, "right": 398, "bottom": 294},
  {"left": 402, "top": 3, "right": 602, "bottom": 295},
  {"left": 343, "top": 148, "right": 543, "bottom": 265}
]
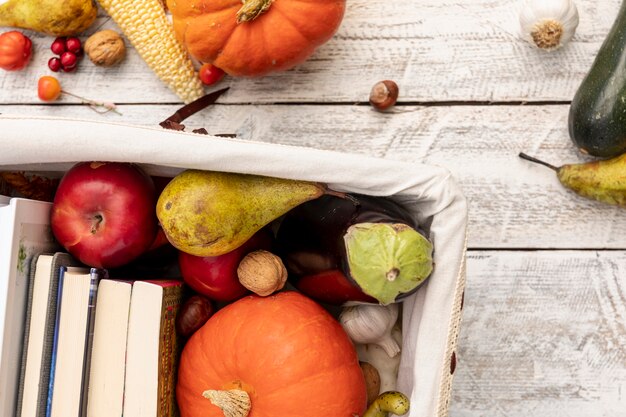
[{"left": 1, "top": 0, "right": 625, "bottom": 415}]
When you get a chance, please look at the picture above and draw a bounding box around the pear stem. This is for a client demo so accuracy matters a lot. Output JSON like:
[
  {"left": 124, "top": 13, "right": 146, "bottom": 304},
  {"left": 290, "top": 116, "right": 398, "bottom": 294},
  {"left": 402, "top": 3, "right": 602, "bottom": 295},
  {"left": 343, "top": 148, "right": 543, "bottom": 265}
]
[
  {"left": 325, "top": 189, "right": 363, "bottom": 205},
  {"left": 518, "top": 153, "right": 559, "bottom": 171}
]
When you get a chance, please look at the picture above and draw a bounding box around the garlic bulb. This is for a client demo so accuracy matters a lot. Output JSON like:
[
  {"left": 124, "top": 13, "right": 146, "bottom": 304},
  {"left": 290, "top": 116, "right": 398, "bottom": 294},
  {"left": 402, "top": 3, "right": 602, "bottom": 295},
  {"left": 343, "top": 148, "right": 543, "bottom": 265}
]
[
  {"left": 519, "top": 0, "right": 579, "bottom": 50},
  {"left": 339, "top": 303, "right": 400, "bottom": 357},
  {"left": 357, "top": 325, "right": 402, "bottom": 393}
]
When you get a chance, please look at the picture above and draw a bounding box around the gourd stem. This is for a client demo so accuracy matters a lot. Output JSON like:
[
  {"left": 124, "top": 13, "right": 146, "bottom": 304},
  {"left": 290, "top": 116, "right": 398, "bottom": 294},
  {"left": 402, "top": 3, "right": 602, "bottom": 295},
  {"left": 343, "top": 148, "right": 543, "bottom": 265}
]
[
  {"left": 362, "top": 391, "right": 410, "bottom": 417},
  {"left": 386, "top": 267, "right": 400, "bottom": 282},
  {"left": 237, "top": 0, "right": 274, "bottom": 23},
  {"left": 202, "top": 389, "right": 251, "bottom": 417},
  {"left": 518, "top": 153, "right": 559, "bottom": 171}
]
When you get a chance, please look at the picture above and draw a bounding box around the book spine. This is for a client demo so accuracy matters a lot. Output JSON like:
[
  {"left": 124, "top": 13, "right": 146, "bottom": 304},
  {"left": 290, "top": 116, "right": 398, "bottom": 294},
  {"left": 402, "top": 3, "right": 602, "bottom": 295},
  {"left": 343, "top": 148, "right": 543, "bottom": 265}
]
[
  {"left": 44, "top": 266, "right": 67, "bottom": 417},
  {"left": 15, "top": 254, "right": 41, "bottom": 417},
  {"left": 78, "top": 269, "right": 106, "bottom": 417},
  {"left": 37, "top": 253, "right": 73, "bottom": 417},
  {"left": 157, "top": 284, "right": 184, "bottom": 417}
]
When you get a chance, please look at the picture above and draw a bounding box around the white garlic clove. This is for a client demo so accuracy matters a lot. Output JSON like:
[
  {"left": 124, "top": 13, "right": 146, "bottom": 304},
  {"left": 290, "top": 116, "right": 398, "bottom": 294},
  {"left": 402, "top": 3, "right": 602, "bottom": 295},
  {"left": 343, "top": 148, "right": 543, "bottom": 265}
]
[
  {"left": 340, "top": 303, "right": 401, "bottom": 357},
  {"left": 356, "top": 325, "right": 403, "bottom": 393},
  {"left": 519, "top": 0, "right": 579, "bottom": 50}
]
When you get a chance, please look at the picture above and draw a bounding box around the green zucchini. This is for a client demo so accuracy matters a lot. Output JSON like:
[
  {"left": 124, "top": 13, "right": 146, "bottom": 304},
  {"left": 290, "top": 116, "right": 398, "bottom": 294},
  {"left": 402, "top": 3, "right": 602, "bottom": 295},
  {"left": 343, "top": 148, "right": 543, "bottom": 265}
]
[{"left": 568, "top": 1, "right": 626, "bottom": 158}]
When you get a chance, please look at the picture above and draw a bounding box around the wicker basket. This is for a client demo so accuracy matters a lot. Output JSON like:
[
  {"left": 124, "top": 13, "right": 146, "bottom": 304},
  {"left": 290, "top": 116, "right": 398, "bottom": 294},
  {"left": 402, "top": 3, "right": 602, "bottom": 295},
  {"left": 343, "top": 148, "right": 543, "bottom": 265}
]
[{"left": 0, "top": 115, "right": 468, "bottom": 417}]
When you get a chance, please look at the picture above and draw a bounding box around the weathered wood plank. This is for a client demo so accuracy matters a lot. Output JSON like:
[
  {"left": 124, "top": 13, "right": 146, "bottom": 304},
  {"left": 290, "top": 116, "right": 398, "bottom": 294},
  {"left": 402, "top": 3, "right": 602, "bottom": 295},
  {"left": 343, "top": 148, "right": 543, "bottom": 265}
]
[
  {"left": 0, "top": 0, "right": 620, "bottom": 104},
  {"left": 2, "top": 103, "right": 624, "bottom": 249},
  {"left": 452, "top": 251, "right": 626, "bottom": 417}
]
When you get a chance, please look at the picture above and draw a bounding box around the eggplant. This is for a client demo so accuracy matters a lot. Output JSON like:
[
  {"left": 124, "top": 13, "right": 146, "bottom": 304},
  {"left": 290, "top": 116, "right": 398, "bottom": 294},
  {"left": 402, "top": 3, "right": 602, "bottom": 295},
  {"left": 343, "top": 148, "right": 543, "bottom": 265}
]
[{"left": 276, "top": 194, "right": 433, "bottom": 305}]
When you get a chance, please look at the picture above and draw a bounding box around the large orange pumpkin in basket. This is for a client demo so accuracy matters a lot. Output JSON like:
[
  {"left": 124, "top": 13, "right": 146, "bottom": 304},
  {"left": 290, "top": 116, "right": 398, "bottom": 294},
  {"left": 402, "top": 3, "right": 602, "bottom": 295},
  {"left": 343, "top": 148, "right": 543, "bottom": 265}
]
[
  {"left": 176, "top": 291, "right": 367, "bottom": 417},
  {"left": 167, "top": 0, "right": 346, "bottom": 77}
]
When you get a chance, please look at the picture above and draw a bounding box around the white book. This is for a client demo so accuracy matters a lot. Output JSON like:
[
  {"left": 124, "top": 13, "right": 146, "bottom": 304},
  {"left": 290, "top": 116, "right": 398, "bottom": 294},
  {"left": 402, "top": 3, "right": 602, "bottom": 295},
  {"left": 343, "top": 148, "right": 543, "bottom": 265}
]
[
  {"left": 18, "top": 254, "right": 52, "bottom": 417},
  {"left": 0, "top": 198, "right": 57, "bottom": 417},
  {"left": 48, "top": 267, "right": 103, "bottom": 417},
  {"left": 123, "top": 280, "right": 183, "bottom": 417},
  {"left": 86, "top": 279, "right": 132, "bottom": 417},
  {"left": 17, "top": 252, "right": 78, "bottom": 417}
]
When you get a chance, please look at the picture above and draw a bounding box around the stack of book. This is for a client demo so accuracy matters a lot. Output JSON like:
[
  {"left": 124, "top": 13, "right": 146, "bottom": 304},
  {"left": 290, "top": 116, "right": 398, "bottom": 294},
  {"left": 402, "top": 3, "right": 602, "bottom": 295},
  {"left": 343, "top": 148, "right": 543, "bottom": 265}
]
[{"left": 0, "top": 196, "right": 184, "bottom": 417}]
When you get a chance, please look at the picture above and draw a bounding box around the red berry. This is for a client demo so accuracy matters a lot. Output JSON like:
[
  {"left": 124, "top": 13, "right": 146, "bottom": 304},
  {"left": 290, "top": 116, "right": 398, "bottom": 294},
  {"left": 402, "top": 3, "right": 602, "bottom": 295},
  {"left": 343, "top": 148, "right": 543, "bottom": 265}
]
[
  {"left": 51, "top": 37, "right": 66, "bottom": 56},
  {"left": 65, "top": 37, "right": 81, "bottom": 54},
  {"left": 63, "top": 65, "right": 76, "bottom": 73},
  {"left": 199, "top": 63, "right": 225, "bottom": 86},
  {"left": 48, "top": 57, "right": 62, "bottom": 72},
  {"left": 60, "top": 52, "right": 77, "bottom": 69}
]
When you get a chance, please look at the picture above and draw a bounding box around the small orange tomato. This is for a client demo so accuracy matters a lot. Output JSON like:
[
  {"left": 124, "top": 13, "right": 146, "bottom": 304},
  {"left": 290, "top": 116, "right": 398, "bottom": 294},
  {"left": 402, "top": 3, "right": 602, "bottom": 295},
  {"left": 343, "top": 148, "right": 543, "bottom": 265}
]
[
  {"left": 0, "top": 31, "right": 32, "bottom": 71},
  {"left": 38, "top": 76, "right": 62, "bottom": 102}
]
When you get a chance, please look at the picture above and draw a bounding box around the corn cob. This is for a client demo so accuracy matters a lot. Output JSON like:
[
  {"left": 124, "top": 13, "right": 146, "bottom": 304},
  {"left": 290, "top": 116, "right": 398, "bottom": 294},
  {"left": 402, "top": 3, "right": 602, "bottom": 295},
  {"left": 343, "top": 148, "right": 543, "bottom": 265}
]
[{"left": 98, "top": 0, "right": 204, "bottom": 103}]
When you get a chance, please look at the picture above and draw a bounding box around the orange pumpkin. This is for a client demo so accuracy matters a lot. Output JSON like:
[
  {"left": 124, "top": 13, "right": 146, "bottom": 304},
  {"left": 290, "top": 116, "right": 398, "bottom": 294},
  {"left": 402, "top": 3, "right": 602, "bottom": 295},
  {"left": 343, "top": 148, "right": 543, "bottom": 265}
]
[
  {"left": 167, "top": 0, "right": 346, "bottom": 77},
  {"left": 177, "top": 291, "right": 367, "bottom": 417}
]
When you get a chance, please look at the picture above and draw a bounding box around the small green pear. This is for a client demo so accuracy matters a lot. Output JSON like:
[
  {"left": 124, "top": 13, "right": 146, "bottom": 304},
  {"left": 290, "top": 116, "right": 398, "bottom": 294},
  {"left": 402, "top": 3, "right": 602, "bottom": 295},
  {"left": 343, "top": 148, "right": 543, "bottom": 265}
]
[
  {"left": 0, "top": 0, "right": 97, "bottom": 36},
  {"left": 519, "top": 152, "right": 626, "bottom": 207},
  {"left": 156, "top": 170, "right": 329, "bottom": 257}
]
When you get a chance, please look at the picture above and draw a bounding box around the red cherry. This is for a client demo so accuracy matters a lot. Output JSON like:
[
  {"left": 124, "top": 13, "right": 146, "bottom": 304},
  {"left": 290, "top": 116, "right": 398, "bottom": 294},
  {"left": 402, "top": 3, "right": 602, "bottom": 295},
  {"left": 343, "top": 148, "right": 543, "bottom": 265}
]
[
  {"left": 50, "top": 37, "right": 66, "bottom": 55},
  {"left": 48, "top": 57, "right": 62, "bottom": 72},
  {"left": 63, "top": 65, "right": 77, "bottom": 73},
  {"left": 60, "top": 52, "right": 77, "bottom": 69},
  {"left": 199, "top": 63, "right": 225, "bottom": 86},
  {"left": 65, "top": 37, "right": 81, "bottom": 54}
]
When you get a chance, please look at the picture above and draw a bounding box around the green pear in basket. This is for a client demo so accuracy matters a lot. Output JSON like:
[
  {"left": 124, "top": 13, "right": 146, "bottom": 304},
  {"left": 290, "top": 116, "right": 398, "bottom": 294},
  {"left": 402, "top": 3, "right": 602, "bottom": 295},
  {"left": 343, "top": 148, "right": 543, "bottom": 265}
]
[
  {"left": 275, "top": 194, "right": 434, "bottom": 306},
  {"left": 156, "top": 170, "right": 332, "bottom": 257}
]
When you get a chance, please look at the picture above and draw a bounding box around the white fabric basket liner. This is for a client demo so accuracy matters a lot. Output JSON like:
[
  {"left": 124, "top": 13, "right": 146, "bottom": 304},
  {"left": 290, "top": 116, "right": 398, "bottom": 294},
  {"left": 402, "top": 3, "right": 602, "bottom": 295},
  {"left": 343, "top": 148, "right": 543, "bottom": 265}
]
[{"left": 0, "top": 115, "right": 468, "bottom": 417}]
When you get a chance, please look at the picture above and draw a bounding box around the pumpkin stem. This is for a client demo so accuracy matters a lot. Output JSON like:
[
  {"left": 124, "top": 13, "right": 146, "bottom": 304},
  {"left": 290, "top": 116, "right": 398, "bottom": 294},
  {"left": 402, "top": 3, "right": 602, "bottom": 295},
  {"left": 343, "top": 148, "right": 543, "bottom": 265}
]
[
  {"left": 236, "top": 0, "right": 274, "bottom": 23},
  {"left": 202, "top": 389, "right": 251, "bottom": 417}
]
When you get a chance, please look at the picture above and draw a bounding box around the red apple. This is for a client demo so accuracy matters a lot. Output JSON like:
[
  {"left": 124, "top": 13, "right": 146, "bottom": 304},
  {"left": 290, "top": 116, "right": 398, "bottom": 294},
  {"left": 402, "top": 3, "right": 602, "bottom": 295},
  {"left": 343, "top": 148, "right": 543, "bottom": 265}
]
[
  {"left": 51, "top": 161, "right": 158, "bottom": 268},
  {"left": 296, "top": 270, "right": 377, "bottom": 305},
  {"left": 178, "top": 229, "right": 272, "bottom": 302}
]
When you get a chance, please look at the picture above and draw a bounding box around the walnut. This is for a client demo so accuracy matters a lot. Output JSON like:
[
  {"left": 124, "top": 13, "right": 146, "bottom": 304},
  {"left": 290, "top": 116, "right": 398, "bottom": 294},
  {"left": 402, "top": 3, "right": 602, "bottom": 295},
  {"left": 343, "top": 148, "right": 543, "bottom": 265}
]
[
  {"left": 84, "top": 30, "right": 126, "bottom": 67},
  {"left": 237, "top": 250, "right": 287, "bottom": 296}
]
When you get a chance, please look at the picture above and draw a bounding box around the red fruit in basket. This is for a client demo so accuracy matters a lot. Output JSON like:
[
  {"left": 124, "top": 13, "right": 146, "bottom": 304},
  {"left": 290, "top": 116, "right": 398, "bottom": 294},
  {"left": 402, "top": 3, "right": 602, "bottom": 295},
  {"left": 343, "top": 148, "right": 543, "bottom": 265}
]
[
  {"left": 178, "top": 228, "right": 272, "bottom": 302},
  {"left": 50, "top": 37, "right": 66, "bottom": 55},
  {"left": 0, "top": 31, "right": 32, "bottom": 71},
  {"left": 51, "top": 162, "right": 158, "bottom": 269},
  {"left": 48, "top": 57, "right": 62, "bottom": 72},
  {"left": 60, "top": 52, "right": 77, "bottom": 70},
  {"left": 37, "top": 76, "right": 62, "bottom": 102},
  {"left": 297, "top": 270, "right": 377, "bottom": 305},
  {"left": 277, "top": 194, "right": 434, "bottom": 305},
  {"left": 65, "top": 37, "right": 82, "bottom": 54},
  {"left": 198, "top": 63, "right": 225, "bottom": 86}
]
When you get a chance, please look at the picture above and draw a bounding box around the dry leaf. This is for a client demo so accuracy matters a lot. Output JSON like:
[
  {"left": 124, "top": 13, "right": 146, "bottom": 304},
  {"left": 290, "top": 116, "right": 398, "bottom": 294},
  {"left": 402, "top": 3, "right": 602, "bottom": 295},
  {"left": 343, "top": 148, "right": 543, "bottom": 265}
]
[{"left": 0, "top": 172, "right": 59, "bottom": 202}]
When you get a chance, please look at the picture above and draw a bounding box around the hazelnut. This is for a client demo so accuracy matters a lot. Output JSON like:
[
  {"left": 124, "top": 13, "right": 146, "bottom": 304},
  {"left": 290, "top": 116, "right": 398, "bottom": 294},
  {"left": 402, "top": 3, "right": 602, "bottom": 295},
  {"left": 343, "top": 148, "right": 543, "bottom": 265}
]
[
  {"left": 360, "top": 362, "right": 381, "bottom": 406},
  {"left": 84, "top": 30, "right": 126, "bottom": 67},
  {"left": 237, "top": 250, "right": 287, "bottom": 296},
  {"left": 175, "top": 295, "right": 214, "bottom": 338},
  {"left": 369, "top": 80, "right": 399, "bottom": 111}
]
